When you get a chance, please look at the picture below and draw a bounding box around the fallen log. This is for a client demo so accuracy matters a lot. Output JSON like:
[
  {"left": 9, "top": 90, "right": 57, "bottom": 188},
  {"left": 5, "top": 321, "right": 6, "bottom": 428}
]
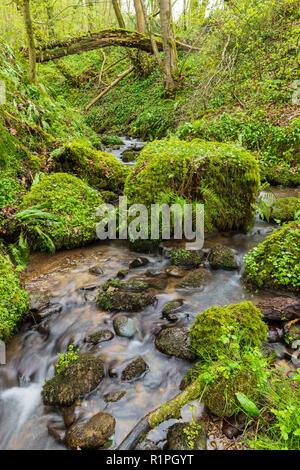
[
  {"left": 85, "top": 66, "right": 134, "bottom": 111},
  {"left": 30, "top": 29, "right": 195, "bottom": 63},
  {"left": 117, "top": 380, "right": 202, "bottom": 450}
]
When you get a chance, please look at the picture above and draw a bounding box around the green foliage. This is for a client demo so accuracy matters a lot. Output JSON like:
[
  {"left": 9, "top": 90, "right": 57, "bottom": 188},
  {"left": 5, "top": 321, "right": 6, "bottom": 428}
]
[
  {"left": 17, "top": 173, "right": 104, "bottom": 251},
  {"left": 269, "top": 197, "right": 300, "bottom": 224},
  {"left": 0, "top": 172, "right": 21, "bottom": 209},
  {"left": 235, "top": 392, "right": 260, "bottom": 418},
  {"left": 9, "top": 232, "right": 30, "bottom": 270},
  {"left": 243, "top": 222, "right": 300, "bottom": 293},
  {"left": 100, "top": 135, "right": 124, "bottom": 146},
  {"left": 50, "top": 141, "right": 129, "bottom": 192},
  {"left": 125, "top": 138, "right": 260, "bottom": 232},
  {"left": 56, "top": 345, "right": 80, "bottom": 375},
  {"left": 190, "top": 301, "right": 268, "bottom": 360},
  {"left": 0, "top": 251, "right": 30, "bottom": 342}
]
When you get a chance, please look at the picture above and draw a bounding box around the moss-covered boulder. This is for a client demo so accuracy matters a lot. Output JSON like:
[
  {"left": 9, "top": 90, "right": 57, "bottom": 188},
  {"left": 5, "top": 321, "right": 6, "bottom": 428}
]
[
  {"left": 66, "top": 412, "right": 115, "bottom": 449},
  {"left": 124, "top": 138, "right": 260, "bottom": 231},
  {"left": 190, "top": 301, "right": 268, "bottom": 359},
  {"left": 162, "top": 299, "right": 184, "bottom": 321},
  {"left": 96, "top": 290, "right": 156, "bottom": 312},
  {"left": 208, "top": 244, "right": 238, "bottom": 270},
  {"left": 203, "top": 367, "right": 257, "bottom": 418},
  {"left": 17, "top": 173, "right": 104, "bottom": 251},
  {"left": 155, "top": 327, "right": 196, "bottom": 361},
  {"left": 170, "top": 249, "right": 203, "bottom": 268},
  {"left": 51, "top": 142, "right": 129, "bottom": 192},
  {"left": 269, "top": 197, "right": 300, "bottom": 223},
  {"left": 178, "top": 268, "right": 212, "bottom": 288},
  {"left": 42, "top": 354, "right": 104, "bottom": 407},
  {"left": 0, "top": 252, "right": 30, "bottom": 342},
  {"left": 243, "top": 222, "right": 300, "bottom": 294},
  {"left": 167, "top": 421, "right": 206, "bottom": 450},
  {"left": 121, "top": 357, "right": 148, "bottom": 381},
  {"left": 102, "top": 279, "right": 149, "bottom": 293},
  {"left": 84, "top": 329, "right": 114, "bottom": 344},
  {"left": 283, "top": 321, "right": 300, "bottom": 346}
]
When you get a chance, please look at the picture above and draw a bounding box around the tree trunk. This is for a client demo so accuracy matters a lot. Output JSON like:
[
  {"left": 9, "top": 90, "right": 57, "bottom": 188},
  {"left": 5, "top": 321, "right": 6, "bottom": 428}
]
[
  {"left": 20, "top": 0, "right": 36, "bottom": 82},
  {"left": 159, "top": 0, "right": 178, "bottom": 93},
  {"left": 133, "top": 0, "right": 145, "bottom": 34}
]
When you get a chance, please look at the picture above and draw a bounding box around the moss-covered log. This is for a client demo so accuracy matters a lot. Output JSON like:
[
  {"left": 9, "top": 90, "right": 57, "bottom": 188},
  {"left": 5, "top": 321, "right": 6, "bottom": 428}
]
[
  {"left": 118, "top": 381, "right": 202, "bottom": 450},
  {"left": 30, "top": 29, "right": 193, "bottom": 63}
]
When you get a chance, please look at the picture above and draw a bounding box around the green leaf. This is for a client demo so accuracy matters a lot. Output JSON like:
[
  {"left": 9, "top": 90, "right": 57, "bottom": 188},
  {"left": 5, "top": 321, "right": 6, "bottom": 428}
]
[{"left": 235, "top": 392, "right": 260, "bottom": 418}]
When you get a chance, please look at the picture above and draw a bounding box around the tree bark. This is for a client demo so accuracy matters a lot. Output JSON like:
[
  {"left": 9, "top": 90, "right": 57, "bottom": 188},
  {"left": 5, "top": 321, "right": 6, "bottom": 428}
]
[
  {"left": 20, "top": 0, "right": 36, "bottom": 82},
  {"left": 159, "top": 0, "right": 178, "bottom": 93},
  {"left": 133, "top": 0, "right": 145, "bottom": 34}
]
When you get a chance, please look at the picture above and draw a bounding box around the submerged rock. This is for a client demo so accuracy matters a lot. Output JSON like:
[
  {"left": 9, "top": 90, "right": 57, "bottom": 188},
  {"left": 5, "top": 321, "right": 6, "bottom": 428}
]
[
  {"left": 96, "top": 290, "right": 156, "bottom": 312},
  {"left": 104, "top": 390, "right": 126, "bottom": 403},
  {"left": 162, "top": 299, "right": 184, "bottom": 322},
  {"left": 84, "top": 329, "right": 114, "bottom": 344},
  {"left": 165, "top": 265, "right": 186, "bottom": 278},
  {"left": 121, "top": 357, "right": 148, "bottom": 381},
  {"left": 208, "top": 244, "right": 238, "bottom": 270},
  {"left": 116, "top": 269, "right": 129, "bottom": 279},
  {"left": 113, "top": 316, "right": 137, "bottom": 337},
  {"left": 167, "top": 421, "right": 206, "bottom": 450},
  {"left": 32, "top": 303, "right": 62, "bottom": 323},
  {"left": 178, "top": 268, "right": 212, "bottom": 289},
  {"left": 129, "top": 257, "right": 149, "bottom": 269},
  {"left": 29, "top": 291, "right": 50, "bottom": 311},
  {"left": 42, "top": 354, "right": 105, "bottom": 407},
  {"left": 47, "top": 424, "right": 66, "bottom": 444},
  {"left": 170, "top": 249, "right": 203, "bottom": 269},
  {"left": 155, "top": 327, "right": 195, "bottom": 361},
  {"left": 66, "top": 412, "right": 115, "bottom": 449},
  {"left": 256, "top": 297, "right": 300, "bottom": 322},
  {"left": 88, "top": 265, "right": 104, "bottom": 276}
]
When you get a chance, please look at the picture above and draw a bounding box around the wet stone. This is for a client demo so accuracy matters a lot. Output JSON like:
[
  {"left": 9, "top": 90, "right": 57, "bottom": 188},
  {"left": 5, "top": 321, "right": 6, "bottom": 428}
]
[
  {"left": 155, "top": 327, "right": 195, "bottom": 361},
  {"left": 162, "top": 300, "right": 184, "bottom": 322},
  {"left": 32, "top": 303, "right": 62, "bottom": 323},
  {"left": 208, "top": 244, "right": 238, "bottom": 270},
  {"left": 116, "top": 269, "right": 129, "bottom": 279},
  {"left": 135, "top": 439, "right": 160, "bottom": 450},
  {"left": 113, "top": 316, "right": 137, "bottom": 337},
  {"left": 129, "top": 257, "right": 149, "bottom": 269},
  {"left": 121, "top": 357, "right": 148, "bottom": 381},
  {"left": 104, "top": 390, "right": 126, "bottom": 403},
  {"left": 66, "top": 412, "right": 115, "bottom": 449},
  {"left": 165, "top": 265, "right": 186, "bottom": 278},
  {"left": 84, "top": 329, "right": 114, "bottom": 344},
  {"left": 88, "top": 265, "right": 104, "bottom": 276},
  {"left": 47, "top": 424, "right": 66, "bottom": 444},
  {"left": 178, "top": 268, "right": 212, "bottom": 289},
  {"left": 29, "top": 291, "right": 50, "bottom": 311},
  {"left": 167, "top": 421, "right": 206, "bottom": 450}
]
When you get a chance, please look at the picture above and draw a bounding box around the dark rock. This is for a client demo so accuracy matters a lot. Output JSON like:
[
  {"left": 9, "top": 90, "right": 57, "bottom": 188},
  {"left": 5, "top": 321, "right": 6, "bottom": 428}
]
[
  {"left": 47, "top": 424, "right": 66, "bottom": 444},
  {"left": 42, "top": 354, "right": 105, "bottom": 407},
  {"left": 116, "top": 269, "right": 129, "bottom": 279},
  {"left": 129, "top": 257, "right": 149, "bottom": 269},
  {"left": 170, "top": 249, "right": 203, "bottom": 269},
  {"left": 121, "top": 150, "right": 139, "bottom": 162},
  {"left": 88, "top": 265, "right": 104, "bottom": 276},
  {"left": 146, "top": 278, "right": 168, "bottom": 290},
  {"left": 66, "top": 412, "right": 115, "bottom": 449},
  {"left": 208, "top": 244, "right": 238, "bottom": 270},
  {"left": 32, "top": 303, "right": 62, "bottom": 322},
  {"left": 267, "top": 325, "right": 282, "bottom": 343},
  {"left": 135, "top": 439, "right": 160, "bottom": 450},
  {"left": 167, "top": 421, "right": 206, "bottom": 450},
  {"left": 165, "top": 265, "right": 186, "bottom": 278},
  {"left": 162, "top": 299, "right": 184, "bottom": 322},
  {"left": 113, "top": 316, "right": 137, "bottom": 337},
  {"left": 222, "top": 414, "right": 246, "bottom": 439},
  {"left": 178, "top": 268, "right": 212, "bottom": 288},
  {"left": 128, "top": 239, "right": 159, "bottom": 253},
  {"left": 29, "top": 291, "right": 50, "bottom": 311},
  {"left": 62, "top": 405, "right": 76, "bottom": 428},
  {"left": 84, "top": 329, "right": 114, "bottom": 344},
  {"left": 96, "top": 290, "right": 156, "bottom": 312},
  {"left": 121, "top": 357, "right": 148, "bottom": 381},
  {"left": 78, "top": 283, "right": 100, "bottom": 291},
  {"left": 104, "top": 390, "right": 126, "bottom": 403},
  {"left": 256, "top": 297, "right": 300, "bottom": 322},
  {"left": 155, "top": 327, "right": 195, "bottom": 361},
  {"left": 283, "top": 320, "right": 300, "bottom": 346},
  {"left": 146, "top": 269, "right": 167, "bottom": 278}
]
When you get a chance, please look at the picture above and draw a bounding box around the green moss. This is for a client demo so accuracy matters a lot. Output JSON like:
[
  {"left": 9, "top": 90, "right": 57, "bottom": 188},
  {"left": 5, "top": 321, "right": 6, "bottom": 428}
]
[
  {"left": 208, "top": 244, "right": 238, "bottom": 270},
  {"left": 100, "top": 135, "right": 124, "bottom": 146},
  {"left": 170, "top": 249, "right": 203, "bottom": 268},
  {"left": 124, "top": 138, "right": 260, "bottom": 232},
  {"left": 190, "top": 301, "right": 268, "bottom": 359},
  {"left": 269, "top": 197, "right": 300, "bottom": 223},
  {"left": 18, "top": 173, "right": 104, "bottom": 251},
  {"left": 96, "top": 290, "right": 155, "bottom": 312},
  {"left": 243, "top": 222, "right": 300, "bottom": 294},
  {"left": 0, "top": 252, "right": 30, "bottom": 342},
  {"left": 51, "top": 142, "right": 129, "bottom": 192}
]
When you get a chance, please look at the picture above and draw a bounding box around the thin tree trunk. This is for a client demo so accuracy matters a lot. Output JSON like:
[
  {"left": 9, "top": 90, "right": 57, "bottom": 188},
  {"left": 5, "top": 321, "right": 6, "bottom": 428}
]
[
  {"left": 159, "top": 0, "right": 178, "bottom": 93},
  {"left": 139, "top": 0, "right": 164, "bottom": 73},
  {"left": 21, "top": 0, "right": 36, "bottom": 83},
  {"left": 133, "top": 0, "right": 145, "bottom": 34}
]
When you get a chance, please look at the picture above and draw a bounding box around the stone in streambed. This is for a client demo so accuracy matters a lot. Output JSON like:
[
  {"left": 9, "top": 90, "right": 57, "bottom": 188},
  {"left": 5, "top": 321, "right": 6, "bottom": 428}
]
[
  {"left": 162, "top": 299, "right": 184, "bottom": 322},
  {"left": 66, "top": 412, "right": 115, "bottom": 449},
  {"left": 84, "top": 329, "right": 114, "bottom": 344},
  {"left": 104, "top": 390, "right": 126, "bottom": 403},
  {"left": 178, "top": 268, "right": 212, "bottom": 289},
  {"left": 135, "top": 439, "right": 160, "bottom": 450},
  {"left": 88, "top": 265, "right": 104, "bottom": 275},
  {"left": 42, "top": 354, "right": 105, "bottom": 407},
  {"left": 167, "top": 421, "right": 206, "bottom": 450},
  {"left": 121, "top": 357, "right": 148, "bottom": 381},
  {"left": 155, "top": 327, "right": 195, "bottom": 361},
  {"left": 129, "top": 257, "right": 149, "bottom": 269},
  {"left": 170, "top": 249, "right": 203, "bottom": 269},
  {"left": 208, "top": 244, "right": 238, "bottom": 270},
  {"left": 113, "top": 316, "right": 137, "bottom": 337},
  {"left": 283, "top": 320, "right": 300, "bottom": 346},
  {"left": 29, "top": 291, "right": 50, "bottom": 311},
  {"left": 116, "top": 269, "right": 129, "bottom": 279},
  {"left": 48, "top": 424, "right": 66, "bottom": 444},
  {"left": 165, "top": 265, "right": 186, "bottom": 278},
  {"left": 96, "top": 290, "right": 156, "bottom": 312},
  {"left": 32, "top": 303, "right": 62, "bottom": 322}
]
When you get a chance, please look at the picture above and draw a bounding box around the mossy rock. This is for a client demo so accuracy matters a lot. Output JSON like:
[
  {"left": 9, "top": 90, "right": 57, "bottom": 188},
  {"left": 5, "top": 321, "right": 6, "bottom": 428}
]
[
  {"left": 102, "top": 279, "right": 149, "bottom": 293},
  {"left": 208, "top": 244, "right": 238, "bottom": 270},
  {"left": 243, "top": 222, "right": 300, "bottom": 294},
  {"left": 121, "top": 150, "right": 139, "bottom": 162},
  {"left": 0, "top": 252, "right": 30, "bottom": 342},
  {"left": 162, "top": 299, "right": 184, "bottom": 321},
  {"left": 100, "top": 135, "right": 124, "bottom": 146},
  {"left": 121, "top": 357, "right": 148, "bottom": 381},
  {"left": 269, "top": 197, "right": 300, "bottom": 223},
  {"left": 18, "top": 173, "right": 104, "bottom": 251},
  {"left": 128, "top": 238, "right": 160, "bottom": 253},
  {"left": 66, "top": 412, "right": 115, "bottom": 449},
  {"left": 167, "top": 421, "right": 206, "bottom": 450},
  {"left": 41, "top": 354, "right": 105, "bottom": 407},
  {"left": 204, "top": 367, "right": 257, "bottom": 418},
  {"left": 96, "top": 290, "right": 156, "bottom": 312},
  {"left": 124, "top": 138, "right": 260, "bottom": 232},
  {"left": 170, "top": 249, "right": 203, "bottom": 268},
  {"left": 178, "top": 268, "right": 212, "bottom": 288},
  {"left": 51, "top": 142, "right": 129, "bottom": 192},
  {"left": 190, "top": 301, "right": 268, "bottom": 359},
  {"left": 84, "top": 329, "right": 114, "bottom": 344},
  {"left": 155, "top": 327, "right": 196, "bottom": 361},
  {"left": 283, "top": 321, "right": 300, "bottom": 346}
]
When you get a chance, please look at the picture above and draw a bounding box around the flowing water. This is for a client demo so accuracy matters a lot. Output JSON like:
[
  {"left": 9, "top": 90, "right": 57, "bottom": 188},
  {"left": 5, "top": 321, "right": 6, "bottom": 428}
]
[{"left": 0, "top": 139, "right": 298, "bottom": 450}]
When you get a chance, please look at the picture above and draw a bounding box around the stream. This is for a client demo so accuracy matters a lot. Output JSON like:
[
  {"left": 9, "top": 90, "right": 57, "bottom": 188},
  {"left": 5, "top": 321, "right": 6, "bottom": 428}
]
[{"left": 0, "top": 138, "right": 298, "bottom": 450}]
